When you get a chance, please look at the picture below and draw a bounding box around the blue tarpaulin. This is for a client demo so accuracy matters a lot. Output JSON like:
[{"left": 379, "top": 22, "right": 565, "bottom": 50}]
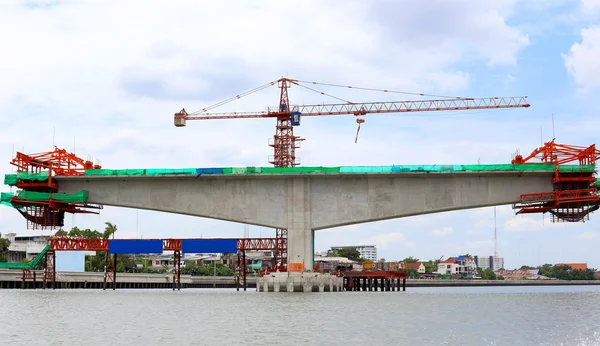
[
  {"left": 182, "top": 239, "right": 238, "bottom": 253},
  {"left": 108, "top": 240, "right": 163, "bottom": 254},
  {"left": 196, "top": 168, "right": 224, "bottom": 176}
]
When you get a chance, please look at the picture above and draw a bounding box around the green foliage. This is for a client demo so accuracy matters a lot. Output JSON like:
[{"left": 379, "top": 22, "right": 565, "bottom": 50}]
[
  {"left": 329, "top": 248, "right": 362, "bottom": 261},
  {"left": 103, "top": 222, "right": 117, "bottom": 239},
  {"left": 403, "top": 256, "right": 419, "bottom": 263},
  {"left": 55, "top": 222, "right": 117, "bottom": 240},
  {"left": 519, "top": 265, "right": 536, "bottom": 270},
  {"left": 0, "top": 237, "right": 10, "bottom": 262},
  {"left": 536, "top": 263, "right": 598, "bottom": 280},
  {"left": 477, "top": 268, "right": 498, "bottom": 280},
  {"left": 55, "top": 226, "right": 103, "bottom": 239},
  {"left": 406, "top": 268, "right": 419, "bottom": 278},
  {"left": 21, "top": 257, "right": 30, "bottom": 264},
  {"left": 181, "top": 262, "right": 234, "bottom": 276},
  {"left": 423, "top": 260, "right": 437, "bottom": 273}
]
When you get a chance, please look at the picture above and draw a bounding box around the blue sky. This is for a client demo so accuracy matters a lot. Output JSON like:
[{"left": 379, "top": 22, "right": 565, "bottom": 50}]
[{"left": 1, "top": 0, "right": 600, "bottom": 269}]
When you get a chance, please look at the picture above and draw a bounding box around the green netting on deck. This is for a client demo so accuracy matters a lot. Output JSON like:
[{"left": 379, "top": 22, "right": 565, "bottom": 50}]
[
  {"left": 145, "top": 168, "right": 197, "bottom": 175},
  {"left": 16, "top": 171, "right": 49, "bottom": 181},
  {"left": 558, "top": 164, "right": 596, "bottom": 172},
  {"left": 259, "top": 167, "right": 341, "bottom": 174},
  {"left": 341, "top": 166, "right": 393, "bottom": 173},
  {"left": 1, "top": 192, "right": 14, "bottom": 202},
  {"left": 81, "top": 163, "right": 596, "bottom": 176},
  {"left": 4, "top": 171, "right": 51, "bottom": 186},
  {"left": 1, "top": 192, "right": 15, "bottom": 207},
  {"left": 3, "top": 174, "right": 17, "bottom": 185},
  {"left": 14, "top": 190, "right": 89, "bottom": 203}
]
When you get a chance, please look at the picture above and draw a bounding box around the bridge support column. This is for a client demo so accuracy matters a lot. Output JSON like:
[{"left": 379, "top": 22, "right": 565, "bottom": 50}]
[
  {"left": 286, "top": 177, "right": 314, "bottom": 272},
  {"left": 255, "top": 177, "right": 344, "bottom": 292}
]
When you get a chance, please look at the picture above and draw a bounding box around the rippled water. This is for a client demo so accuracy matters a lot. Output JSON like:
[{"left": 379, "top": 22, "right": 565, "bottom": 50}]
[{"left": 1, "top": 285, "right": 600, "bottom": 345}]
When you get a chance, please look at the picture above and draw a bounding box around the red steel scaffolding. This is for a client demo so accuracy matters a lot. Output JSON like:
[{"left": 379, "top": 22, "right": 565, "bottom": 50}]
[
  {"left": 8, "top": 147, "right": 103, "bottom": 230},
  {"left": 511, "top": 140, "right": 600, "bottom": 222}
]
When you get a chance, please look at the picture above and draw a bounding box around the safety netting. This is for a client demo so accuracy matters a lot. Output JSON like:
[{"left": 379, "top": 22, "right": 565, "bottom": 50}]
[
  {"left": 12, "top": 190, "right": 89, "bottom": 203},
  {"left": 78, "top": 163, "right": 593, "bottom": 177},
  {"left": 3, "top": 164, "right": 595, "bottom": 186},
  {"left": 4, "top": 171, "right": 51, "bottom": 186},
  {"left": 1, "top": 191, "right": 14, "bottom": 207}
]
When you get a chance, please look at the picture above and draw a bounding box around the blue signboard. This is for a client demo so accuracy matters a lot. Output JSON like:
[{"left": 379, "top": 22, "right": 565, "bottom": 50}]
[
  {"left": 290, "top": 111, "right": 301, "bottom": 126},
  {"left": 108, "top": 240, "right": 163, "bottom": 254},
  {"left": 182, "top": 239, "right": 238, "bottom": 254}
]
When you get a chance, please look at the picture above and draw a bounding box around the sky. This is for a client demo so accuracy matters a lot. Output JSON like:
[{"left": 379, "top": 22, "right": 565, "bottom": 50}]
[{"left": 1, "top": 0, "right": 600, "bottom": 270}]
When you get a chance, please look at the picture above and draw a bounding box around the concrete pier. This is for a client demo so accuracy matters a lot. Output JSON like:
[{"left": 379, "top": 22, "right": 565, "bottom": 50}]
[{"left": 256, "top": 272, "right": 344, "bottom": 292}]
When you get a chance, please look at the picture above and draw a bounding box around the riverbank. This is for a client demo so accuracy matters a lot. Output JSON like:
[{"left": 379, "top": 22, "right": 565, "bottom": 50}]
[{"left": 1, "top": 270, "right": 599, "bottom": 289}]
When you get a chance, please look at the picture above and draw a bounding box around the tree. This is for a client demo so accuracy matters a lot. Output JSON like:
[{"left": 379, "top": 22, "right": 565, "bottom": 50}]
[
  {"left": 406, "top": 268, "right": 419, "bottom": 278},
  {"left": 181, "top": 262, "right": 235, "bottom": 276},
  {"left": 423, "top": 261, "right": 437, "bottom": 273},
  {"left": 519, "top": 265, "right": 536, "bottom": 270},
  {"left": 0, "top": 238, "right": 11, "bottom": 262},
  {"left": 103, "top": 222, "right": 117, "bottom": 239},
  {"left": 330, "top": 248, "right": 361, "bottom": 261},
  {"left": 403, "top": 256, "right": 419, "bottom": 263},
  {"left": 54, "top": 229, "right": 68, "bottom": 237}
]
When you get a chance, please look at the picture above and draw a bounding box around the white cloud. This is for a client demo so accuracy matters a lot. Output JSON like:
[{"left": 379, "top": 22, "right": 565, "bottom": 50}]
[
  {"left": 564, "top": 25, "right": 600, "bottom": 91},
  {"left": 582, "top": 0, "right": 600, "bottom": 13},
  {"left": 504, "top": 215, "right": 568, "bottom": 233},
  {"left": 430, "top": 227, "right": 454, "bottom": 237},
  {"left": 360, "top": 232, "right": 415, "bottom": 250},
  {"left": 577, "top": 231, "right": 598, "bottom": 240}
]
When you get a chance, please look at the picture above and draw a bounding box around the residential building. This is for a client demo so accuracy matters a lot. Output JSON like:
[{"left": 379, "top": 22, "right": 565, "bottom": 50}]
[
  {"left": 329, "top": 245, "right": 377, "bottom": 262},
  {"left": 406, "top": 262, "right": 426, "bottom": 273},
  {"left": 474, "top": 255, "right": 505, "bottom": 270},
  {"left": 2, "top": 232, "right": 50, "bottom": 263},
  {"left": 436, "top": 256, "right": 477, "bottom": 278}
]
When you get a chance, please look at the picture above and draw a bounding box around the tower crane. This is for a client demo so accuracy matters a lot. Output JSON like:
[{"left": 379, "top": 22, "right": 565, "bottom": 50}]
[{"left": 174, "top": 77, "right": 530, "bottom": 271}]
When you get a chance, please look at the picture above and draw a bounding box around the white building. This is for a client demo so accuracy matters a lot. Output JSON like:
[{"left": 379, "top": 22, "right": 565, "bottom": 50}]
[
  {"left": 474, "top": 255, "right": 505, "bottom": 270},
  {"left": 329, "top": 245, "right": 377, "bottom": 262},
  {"left": 436, "top": 256, "right": 477, "bottom": 278},
  {"left": 2, "top": 233, "right": 50, "bottom": 262}
]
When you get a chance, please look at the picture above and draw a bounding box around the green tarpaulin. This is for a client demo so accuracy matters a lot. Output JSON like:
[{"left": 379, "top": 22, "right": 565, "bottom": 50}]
[{"left": 14, "top": 190, "right": 89, "bottom": 203}]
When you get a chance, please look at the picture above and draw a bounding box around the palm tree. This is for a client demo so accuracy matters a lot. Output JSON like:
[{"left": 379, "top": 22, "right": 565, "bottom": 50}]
[{"left": 103, "top": 222, "right": 117, "bottom": 239}]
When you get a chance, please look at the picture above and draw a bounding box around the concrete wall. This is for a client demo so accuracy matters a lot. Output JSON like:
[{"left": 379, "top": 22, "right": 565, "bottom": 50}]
[{"left": 56, "top": 172, "right": 554, "bottom": 230}]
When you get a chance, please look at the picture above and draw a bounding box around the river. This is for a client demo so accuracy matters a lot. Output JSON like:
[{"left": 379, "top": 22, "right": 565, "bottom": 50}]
[{"left": 1, "top": 285, "right": 599, "bottom": 345}]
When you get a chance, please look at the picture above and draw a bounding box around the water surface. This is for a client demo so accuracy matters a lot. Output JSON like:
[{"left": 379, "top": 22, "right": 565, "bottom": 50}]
[{"left": 1, "top": 285, "right": 599, "bottom": 345}]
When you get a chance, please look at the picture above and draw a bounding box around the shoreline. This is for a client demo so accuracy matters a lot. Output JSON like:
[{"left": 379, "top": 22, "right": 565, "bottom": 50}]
[{"left": 1, "top": 270, "right": 599, "bottom": 289}]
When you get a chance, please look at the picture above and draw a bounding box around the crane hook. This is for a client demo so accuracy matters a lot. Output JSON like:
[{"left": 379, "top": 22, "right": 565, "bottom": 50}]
[{"left": 355, "top": 118, "right": 365, "bottom": 143}]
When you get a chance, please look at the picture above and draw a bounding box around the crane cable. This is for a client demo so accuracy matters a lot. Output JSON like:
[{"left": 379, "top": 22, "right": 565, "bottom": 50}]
[
  {"left": 190, "top": 80, "right": 278, "bottom": 115},
  {"left": 289, "top": 80, "right": 353, "bottom": 104},
  {"left": 294, "top": 79, "right": 463, "bottom": 99}
]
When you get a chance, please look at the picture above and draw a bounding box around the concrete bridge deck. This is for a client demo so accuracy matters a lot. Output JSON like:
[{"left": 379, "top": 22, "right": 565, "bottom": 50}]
[
  {"left": 55, "top": 170, "right": 554, "bottom": 275},
  {"left": 55, "top": 171, "right": 554, "bottom": 230}
]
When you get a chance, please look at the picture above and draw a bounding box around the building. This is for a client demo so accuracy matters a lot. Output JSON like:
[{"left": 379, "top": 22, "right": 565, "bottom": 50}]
[
  {"left": 406, "top": 262, "right": 426, "bottom": 273},
  {"left": 437, "top": 256, "right": 477, "bottom": 278},
  {"left": 2, "top": 232, "right": 50, "bottom": 263},
  {"left": 474, "top": 255, "right": 504, "bottom": 270},
  {"left": 329, "top": 245, "right": 377, "bottom": 262}
]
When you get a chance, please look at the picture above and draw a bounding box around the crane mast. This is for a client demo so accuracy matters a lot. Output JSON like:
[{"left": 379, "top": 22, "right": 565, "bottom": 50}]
[{"left": 174, "top": 77, "right": 531, "bottom": 271}]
